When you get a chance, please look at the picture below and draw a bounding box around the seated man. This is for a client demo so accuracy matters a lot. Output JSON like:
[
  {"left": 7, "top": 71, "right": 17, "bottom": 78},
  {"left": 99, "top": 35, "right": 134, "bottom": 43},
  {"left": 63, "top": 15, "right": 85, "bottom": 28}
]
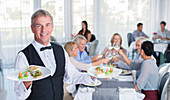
[
  {"left": 74, "top": 35, "right": 101, "bottom": 64},
  {"left": 155, "top": 21, "right": 170, "bottom": 40},
  {"left": 118, "top": 37, "right": 155, "bottom": 77},
  {"left": 132, "top": 23, "right": 148, "bottom": 40}
]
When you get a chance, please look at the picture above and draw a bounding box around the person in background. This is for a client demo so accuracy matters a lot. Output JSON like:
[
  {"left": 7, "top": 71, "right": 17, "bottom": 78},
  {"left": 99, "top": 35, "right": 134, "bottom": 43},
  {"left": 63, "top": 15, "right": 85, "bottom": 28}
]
[
  {"left": 103, "top": 33, "right": 128, "bottom": 68},
  {"left": 77, "top": 21, "right": 92, "bottom": 42},
  {"left": 74, "top": 35, "right": 102, "bottom": 64},
  {"left": 135, "top": 41, "right": 159, "bottom": 100},
  {"left": 155, "top": 21, "right": 170, "bottom": 40},
  {"left": 64, "top": 41, "right": 109, "bottom": 71},
  {"left": 132, "top": 23, "right": 149, "bottom": 40}
]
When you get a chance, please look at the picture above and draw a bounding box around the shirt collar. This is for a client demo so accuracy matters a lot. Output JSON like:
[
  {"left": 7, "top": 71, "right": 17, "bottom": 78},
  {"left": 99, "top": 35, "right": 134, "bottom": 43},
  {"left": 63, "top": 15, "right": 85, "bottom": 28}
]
[{"left": 32, "top": 39, "right": 51, "bottom": 51}]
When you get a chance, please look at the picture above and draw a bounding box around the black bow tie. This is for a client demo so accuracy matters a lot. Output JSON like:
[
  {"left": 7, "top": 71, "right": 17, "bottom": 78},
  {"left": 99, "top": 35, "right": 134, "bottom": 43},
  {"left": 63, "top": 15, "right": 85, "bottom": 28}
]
[{"left": 40, "top": 46, "right": 52, "bottom": 51}]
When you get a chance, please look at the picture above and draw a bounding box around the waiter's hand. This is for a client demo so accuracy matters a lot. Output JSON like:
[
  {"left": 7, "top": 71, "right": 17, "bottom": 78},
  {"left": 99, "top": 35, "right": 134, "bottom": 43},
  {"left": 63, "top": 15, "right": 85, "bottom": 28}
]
[{"left": 23, "top": 81, "right": 32, "bottom": 89}]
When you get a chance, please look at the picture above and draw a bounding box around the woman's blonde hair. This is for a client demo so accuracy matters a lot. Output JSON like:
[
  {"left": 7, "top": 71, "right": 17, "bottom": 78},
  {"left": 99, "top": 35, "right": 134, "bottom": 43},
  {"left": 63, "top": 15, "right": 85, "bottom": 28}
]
[{"left": 64, "top": 41, "right": 77, "bottom": 57}]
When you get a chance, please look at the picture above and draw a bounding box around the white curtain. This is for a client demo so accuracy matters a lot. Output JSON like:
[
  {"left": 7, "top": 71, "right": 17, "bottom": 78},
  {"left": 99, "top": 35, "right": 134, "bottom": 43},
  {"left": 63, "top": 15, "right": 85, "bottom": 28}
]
[
  {"left": 94, "top": 0, "right": 170, "bottom": 51},
  {"left": 0, "top": 0, "right": 170, "bottom": 66},
  {"left": 0, "top": 0, "right": 34, "bottom": 65}
]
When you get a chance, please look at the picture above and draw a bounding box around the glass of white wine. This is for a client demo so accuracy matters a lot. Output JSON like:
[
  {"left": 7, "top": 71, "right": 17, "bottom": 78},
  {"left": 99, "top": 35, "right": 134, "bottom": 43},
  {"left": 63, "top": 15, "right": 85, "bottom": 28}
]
[{"left": 113, "top": 42, "right": 120, "bottom": 57}]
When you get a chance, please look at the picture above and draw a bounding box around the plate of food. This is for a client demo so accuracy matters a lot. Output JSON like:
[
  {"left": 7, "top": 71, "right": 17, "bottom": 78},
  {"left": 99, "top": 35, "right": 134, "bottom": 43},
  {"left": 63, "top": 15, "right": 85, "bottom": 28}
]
[
  {"left": 87, "top": 66, "right": 114, "bottom": 78},
  {"left": 121, "top": 70, "right": 132, "bottom": 75},
  {"left": 7, "top": 65, "right": 51, "bottom": 81},
  {"left": 83, "top": 79, "right": 102, "bottom": 87}
]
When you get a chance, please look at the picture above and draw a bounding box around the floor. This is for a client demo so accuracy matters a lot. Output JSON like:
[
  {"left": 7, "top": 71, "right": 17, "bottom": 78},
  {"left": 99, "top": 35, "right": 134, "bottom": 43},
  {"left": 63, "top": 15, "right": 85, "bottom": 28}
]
[{"left": 0, "top": 66, "right": 17, "bottom": 100}]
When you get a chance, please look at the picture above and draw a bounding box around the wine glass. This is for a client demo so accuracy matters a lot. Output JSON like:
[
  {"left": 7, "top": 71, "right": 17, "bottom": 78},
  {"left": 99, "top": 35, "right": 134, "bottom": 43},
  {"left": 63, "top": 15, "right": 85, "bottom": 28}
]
[{"left": 113, "top": 42, "right": 120, "bottom": 57}]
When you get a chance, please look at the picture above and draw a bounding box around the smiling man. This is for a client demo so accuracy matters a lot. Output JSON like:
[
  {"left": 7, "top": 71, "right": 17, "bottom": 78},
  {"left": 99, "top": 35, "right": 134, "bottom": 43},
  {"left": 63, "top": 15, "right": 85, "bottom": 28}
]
[{"left": 14, "top": 9, "right": 93, "bottom": 100}]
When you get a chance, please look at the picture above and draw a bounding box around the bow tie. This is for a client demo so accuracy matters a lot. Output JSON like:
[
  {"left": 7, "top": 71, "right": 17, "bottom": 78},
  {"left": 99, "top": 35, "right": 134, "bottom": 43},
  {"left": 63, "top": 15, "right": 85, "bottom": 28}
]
[{"left": 40, "top": 46, "right": 52, "bottom": 51}]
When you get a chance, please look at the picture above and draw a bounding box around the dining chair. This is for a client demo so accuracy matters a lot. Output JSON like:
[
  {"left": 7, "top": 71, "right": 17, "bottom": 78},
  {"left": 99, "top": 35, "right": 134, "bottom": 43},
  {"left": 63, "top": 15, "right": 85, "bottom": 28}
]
[
  {"left": 153, "top": 51, "right": 165, "bottom": 66},
  {"left": 159, "top": 72, "right": 170, "bottom": 100},
  {"left": 89, "top": 40, "right": 99, "bottom": 57},
  {"left": 164, "top": 50, "right": 170, "bottom": 63},
  {"left": 158, "top": 63, "right": 170, "bottom": 86},
  {"left": 127, "top": 33, "right": 135, "bottom": 47}
]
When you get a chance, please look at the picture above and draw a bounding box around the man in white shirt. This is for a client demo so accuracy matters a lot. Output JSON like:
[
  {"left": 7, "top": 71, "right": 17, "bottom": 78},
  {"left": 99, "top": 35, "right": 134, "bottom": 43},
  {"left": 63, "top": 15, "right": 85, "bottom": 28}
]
[
  {"left": 14, "top": 9, "right": 93, "bottom": 100},
  {"left": 155, "top": 21, "right": 170, "bottom": 40}
]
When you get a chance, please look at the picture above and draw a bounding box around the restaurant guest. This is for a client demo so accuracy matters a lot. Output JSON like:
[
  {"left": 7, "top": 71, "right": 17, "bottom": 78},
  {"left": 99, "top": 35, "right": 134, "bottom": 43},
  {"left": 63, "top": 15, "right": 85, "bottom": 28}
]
[
  {"left": 103, "top": 33, "right": 128, "bottom": 68},
  {"left": 64, "top": 41, "right": 109, "bottom": 71},
  {"left": 155, "top": 21, "right": 170, "bottom": 40},
  {"left": 74, "top": 35, "right": 101, "bottom": 64},
  {"left": 135, "top": 41, "right": 159, "bottom": 100},
  {"left": 118, "top": 37, "right": 156, "bottom": 77},
  {"left": 77, "top": 21, "right": 92, "bottom": 42},
  {"left": 132, "top": 23, "right": 149, "bottom": 40}
]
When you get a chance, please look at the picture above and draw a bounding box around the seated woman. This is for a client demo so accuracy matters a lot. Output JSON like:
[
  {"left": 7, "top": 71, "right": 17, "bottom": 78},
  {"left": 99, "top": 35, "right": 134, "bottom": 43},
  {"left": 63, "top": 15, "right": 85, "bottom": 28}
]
[
  {"left": 64, "top": 41, "right": 109, "bottom": 71},
  {"left": 103, "top": 33, "right": 128, "bottom": 68},
  {"left": 135, "top": 41, "right": 159, "bottom": 100},
  {"left": 77, "top": 21, "right": 93, "bottom": 42}
]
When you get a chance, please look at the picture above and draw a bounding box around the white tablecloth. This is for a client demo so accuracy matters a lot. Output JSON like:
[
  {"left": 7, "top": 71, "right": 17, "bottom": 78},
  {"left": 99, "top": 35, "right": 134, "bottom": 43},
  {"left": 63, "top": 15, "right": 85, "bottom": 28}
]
[
  {"left": 154, "top": 43, "right": 168, "bottom": 54},
  {"left": 128, "top": 41, "right": 168, "bottom": 54}
]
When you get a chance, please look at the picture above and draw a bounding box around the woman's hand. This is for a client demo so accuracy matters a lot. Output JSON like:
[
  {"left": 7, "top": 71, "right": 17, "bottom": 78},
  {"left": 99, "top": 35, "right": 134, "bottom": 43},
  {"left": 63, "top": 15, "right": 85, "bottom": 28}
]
[
  {"left": 112, "top": 57, "right": 119, "bottom": 62},
  {"left": 118, "top": 49, "right": 124, "bottom": 56},
  {"left": 101, "top": 58, "right": 110, "bottom": 64}
]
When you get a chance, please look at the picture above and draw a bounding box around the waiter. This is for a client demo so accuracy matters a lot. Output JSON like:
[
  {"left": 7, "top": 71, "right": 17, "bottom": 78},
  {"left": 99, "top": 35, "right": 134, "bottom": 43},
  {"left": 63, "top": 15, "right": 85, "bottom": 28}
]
[{"left": 14, "top": 9, "right": 93, "bottom": 100}]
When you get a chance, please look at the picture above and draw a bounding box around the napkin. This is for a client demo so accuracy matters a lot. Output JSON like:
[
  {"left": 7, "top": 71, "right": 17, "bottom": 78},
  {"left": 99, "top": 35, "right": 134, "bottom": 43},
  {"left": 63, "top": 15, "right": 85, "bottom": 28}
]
[
  {"left": 119, "top": 88, "right": 137, "bottom": 100},
  {"left": 119, "top": 87, "right": 145, "bottom": 100},
  {"left": 74, "top": 87, "right": 95, "bottom": 100}
]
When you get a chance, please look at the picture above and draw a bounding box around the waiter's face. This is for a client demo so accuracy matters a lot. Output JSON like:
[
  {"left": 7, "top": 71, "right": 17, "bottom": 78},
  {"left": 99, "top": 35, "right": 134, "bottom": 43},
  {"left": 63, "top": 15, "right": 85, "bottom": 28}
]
[
  {"left": 77, "top": 38, "right": 86, "bottom": 52},
  {"left": 31, "top": 16, "right": 54, "bottom": 46}
]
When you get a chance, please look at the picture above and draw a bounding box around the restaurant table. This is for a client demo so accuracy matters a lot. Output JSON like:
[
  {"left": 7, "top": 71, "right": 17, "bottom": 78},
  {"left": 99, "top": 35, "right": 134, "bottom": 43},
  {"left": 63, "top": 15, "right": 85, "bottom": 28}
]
[{"left": 74, "top": 76, "right": 144, "bottom": 100}]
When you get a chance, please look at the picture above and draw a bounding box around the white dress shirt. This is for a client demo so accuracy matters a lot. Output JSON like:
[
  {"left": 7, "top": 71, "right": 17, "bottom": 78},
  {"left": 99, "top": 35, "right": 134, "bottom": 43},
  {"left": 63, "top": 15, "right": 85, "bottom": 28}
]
[{"left": 14, "top": 40, "right": 93, "bottom": 100}]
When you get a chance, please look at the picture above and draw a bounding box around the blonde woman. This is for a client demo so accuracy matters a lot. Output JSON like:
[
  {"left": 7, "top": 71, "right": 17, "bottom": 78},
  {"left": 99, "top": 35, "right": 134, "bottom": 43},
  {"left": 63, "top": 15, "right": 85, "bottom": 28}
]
[{"left": 64, "top": 41, "right": 109, "bottom": 71}]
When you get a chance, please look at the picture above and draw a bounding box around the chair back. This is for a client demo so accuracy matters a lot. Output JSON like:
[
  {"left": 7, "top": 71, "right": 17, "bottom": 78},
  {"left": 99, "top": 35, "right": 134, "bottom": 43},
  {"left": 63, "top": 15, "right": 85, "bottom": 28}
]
[
  {"left": 164, "top": 50, "right": 170, "bottom": 63},
  {"left": 127, "top": 33, "right": 135, "bottom": 47},
  {"left": 89, "top": 40, "right": 99, "bottom": 57},
  {"left": 90, "top": 34, "right": 96, "bottom": 42},
  {"left": 158, "top": 63, "right": 170, "bottom": 86},
  {"left": 159, "top": 72, "right": 170, "bottom": 100},
  {"left": 153, "top": 51, "right": 165, "bottom": 66}
]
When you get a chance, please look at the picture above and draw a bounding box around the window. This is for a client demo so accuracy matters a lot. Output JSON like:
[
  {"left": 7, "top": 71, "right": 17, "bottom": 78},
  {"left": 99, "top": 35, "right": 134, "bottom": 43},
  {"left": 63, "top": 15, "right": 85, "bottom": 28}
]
[
  {"left": 0, "top": 0, "right": 33, "bottom": 65},
  {"left": 41, "top": 0, "right": 65, "bottom": 42},
  {"left": 72, "top": 0, "right": 94, "bottom": 35}
]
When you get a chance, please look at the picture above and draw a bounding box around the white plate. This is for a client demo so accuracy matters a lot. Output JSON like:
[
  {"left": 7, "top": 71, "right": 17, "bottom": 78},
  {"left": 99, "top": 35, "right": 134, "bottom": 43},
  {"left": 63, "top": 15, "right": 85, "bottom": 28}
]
[
  {"left": 83, "top": 79, "right": 102, "bottom": 87},
  {"left": 7, "top": 66, "right": 51, "bottom": 81},
  {"left": 121, "top": 70, "right": 132, "bottom": 75},
  {"left": 87, "top": 66, "right": 115, "bottom": 78}
]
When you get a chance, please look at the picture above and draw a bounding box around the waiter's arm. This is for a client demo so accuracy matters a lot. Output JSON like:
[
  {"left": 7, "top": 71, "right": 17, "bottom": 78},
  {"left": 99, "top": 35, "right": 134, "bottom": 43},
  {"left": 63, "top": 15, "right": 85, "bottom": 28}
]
[{"left": 14, "top": 52, "right": 32, "bottom": 100}]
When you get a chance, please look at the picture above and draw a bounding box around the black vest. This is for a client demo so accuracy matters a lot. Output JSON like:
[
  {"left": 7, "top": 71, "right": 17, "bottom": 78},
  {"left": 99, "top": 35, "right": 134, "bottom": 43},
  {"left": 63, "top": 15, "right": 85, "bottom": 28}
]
[{"left": 21, "top": 42, "right": 65, "bottom": 100}]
